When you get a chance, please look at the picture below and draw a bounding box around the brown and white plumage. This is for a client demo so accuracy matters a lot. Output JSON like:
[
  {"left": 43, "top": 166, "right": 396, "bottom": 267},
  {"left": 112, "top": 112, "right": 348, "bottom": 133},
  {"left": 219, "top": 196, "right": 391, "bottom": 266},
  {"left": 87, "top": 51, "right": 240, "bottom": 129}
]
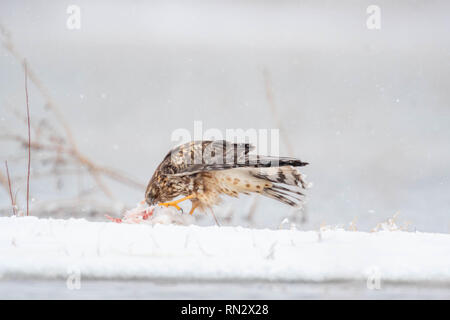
[{"left": 145, "top": 140, "right": 309, "bottom": 214}]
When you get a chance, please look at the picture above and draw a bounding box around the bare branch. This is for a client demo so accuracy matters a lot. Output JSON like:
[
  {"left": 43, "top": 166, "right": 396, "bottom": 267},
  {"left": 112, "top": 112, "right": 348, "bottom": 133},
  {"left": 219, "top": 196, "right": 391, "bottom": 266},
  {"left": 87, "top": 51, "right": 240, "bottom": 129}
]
[
  {"left": 4, "top": 161, "right": 17, "bottom": 215},
  {"left": 24, "top": 60, "right": 31, "bottom": 216}
]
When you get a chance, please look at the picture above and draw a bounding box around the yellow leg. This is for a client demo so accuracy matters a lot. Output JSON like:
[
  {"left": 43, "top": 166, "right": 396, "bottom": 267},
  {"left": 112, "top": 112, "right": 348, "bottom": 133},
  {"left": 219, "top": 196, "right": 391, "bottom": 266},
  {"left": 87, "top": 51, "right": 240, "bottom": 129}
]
[
  {"left": 159, "top": 195, "right": 194, "bottom": 211},
  {"left": 189, "top": 202, "right": 199, "bottom": 215}
]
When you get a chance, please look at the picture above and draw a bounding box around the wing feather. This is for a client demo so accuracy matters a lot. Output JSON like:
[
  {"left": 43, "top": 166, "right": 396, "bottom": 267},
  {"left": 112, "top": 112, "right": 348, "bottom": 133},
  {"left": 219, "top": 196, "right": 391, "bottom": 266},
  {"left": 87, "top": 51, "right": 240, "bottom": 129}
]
[{"left": 165, "top": 140, "right": 307, "bottom": 177}]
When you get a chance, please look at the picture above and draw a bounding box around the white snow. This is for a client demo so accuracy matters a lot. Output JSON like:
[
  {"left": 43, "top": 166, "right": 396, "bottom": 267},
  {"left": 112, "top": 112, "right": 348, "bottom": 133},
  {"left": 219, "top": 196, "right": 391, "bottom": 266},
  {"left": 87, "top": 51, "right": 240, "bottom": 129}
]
[{"left": 0, "top": 213, "right": 449, "bottom": 284}]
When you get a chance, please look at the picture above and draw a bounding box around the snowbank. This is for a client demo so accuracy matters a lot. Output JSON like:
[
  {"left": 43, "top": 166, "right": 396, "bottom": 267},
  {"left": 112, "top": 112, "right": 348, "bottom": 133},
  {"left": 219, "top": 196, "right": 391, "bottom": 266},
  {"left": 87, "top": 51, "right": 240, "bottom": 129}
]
[{"left": 0, "top": 215, "right": 449, "bottom": 284}]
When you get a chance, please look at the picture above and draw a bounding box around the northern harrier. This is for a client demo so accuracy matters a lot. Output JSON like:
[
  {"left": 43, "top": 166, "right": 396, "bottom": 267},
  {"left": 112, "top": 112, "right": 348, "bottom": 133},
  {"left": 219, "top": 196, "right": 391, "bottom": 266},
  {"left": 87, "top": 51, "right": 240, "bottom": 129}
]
[{"left": 145, "top": 140, "right": 309, "bottom": 215}]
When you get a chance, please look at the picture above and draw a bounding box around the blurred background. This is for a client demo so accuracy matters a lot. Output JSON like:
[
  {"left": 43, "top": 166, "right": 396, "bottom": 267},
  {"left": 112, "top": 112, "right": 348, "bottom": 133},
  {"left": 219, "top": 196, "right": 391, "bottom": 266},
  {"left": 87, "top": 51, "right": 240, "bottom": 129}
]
[{"left": 1, "top": 0, "right": 449, "bottom": 232}]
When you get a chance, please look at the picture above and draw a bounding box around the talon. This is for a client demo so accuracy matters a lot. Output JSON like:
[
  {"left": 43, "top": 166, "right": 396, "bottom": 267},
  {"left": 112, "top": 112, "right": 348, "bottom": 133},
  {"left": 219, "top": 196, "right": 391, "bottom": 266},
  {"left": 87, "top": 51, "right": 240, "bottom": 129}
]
[
  {"left": 159, "top": 202, "right": 182, "bottom": 211},
  {"left": 158, "top": 195, "right": 195, "bottom": 213},
  {"left": 189, "top": 202, "right": 199, "bottom": 215}
]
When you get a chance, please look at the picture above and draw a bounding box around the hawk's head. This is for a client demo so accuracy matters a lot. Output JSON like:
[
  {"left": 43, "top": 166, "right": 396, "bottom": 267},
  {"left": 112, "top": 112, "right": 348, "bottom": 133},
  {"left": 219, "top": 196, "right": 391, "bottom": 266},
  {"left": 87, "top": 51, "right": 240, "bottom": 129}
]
[{"left": 145, "top": 182, "right": 160, "bottom": 206}]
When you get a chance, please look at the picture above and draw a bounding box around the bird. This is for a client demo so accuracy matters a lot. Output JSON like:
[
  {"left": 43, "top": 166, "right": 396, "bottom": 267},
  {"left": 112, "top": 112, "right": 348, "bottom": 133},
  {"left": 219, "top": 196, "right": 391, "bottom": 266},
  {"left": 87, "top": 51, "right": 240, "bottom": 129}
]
[{"left": 145, "top": 140, "right": 309, "bottom": 216}]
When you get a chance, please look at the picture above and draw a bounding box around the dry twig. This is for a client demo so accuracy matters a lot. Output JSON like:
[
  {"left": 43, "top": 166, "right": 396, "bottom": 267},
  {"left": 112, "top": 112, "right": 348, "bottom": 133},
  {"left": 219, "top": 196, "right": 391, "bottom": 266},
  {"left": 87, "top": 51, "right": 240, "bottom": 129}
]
[
  {"left": 4, "top": 161, "right": 17, "bottom": 215},
  {"left": 24, "top": 60, "right": 31, "bottom": 216}
]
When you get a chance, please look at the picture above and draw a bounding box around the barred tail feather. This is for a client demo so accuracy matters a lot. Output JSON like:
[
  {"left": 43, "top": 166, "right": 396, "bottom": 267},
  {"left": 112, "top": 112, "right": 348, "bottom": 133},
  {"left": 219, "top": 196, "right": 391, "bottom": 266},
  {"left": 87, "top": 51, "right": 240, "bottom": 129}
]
[
  {"left": 215, "top": 165, "right": 309, "bottom": 208},
  {"left": 251, "top": 166, "right": 308, "bottom": 188},
  {"left": 262, "top": 187, "right": 302, "bottom": 207},
  {"left": 252, "top": 166, "right": 308, "bottom": 207}
]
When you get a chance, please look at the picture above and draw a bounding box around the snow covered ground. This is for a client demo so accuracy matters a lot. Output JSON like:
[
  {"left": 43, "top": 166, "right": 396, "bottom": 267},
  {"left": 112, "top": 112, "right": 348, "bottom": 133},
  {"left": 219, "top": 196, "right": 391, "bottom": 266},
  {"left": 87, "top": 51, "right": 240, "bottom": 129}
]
[{"left": 1, "top": 212, "right": 449, "bottom": 285}]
